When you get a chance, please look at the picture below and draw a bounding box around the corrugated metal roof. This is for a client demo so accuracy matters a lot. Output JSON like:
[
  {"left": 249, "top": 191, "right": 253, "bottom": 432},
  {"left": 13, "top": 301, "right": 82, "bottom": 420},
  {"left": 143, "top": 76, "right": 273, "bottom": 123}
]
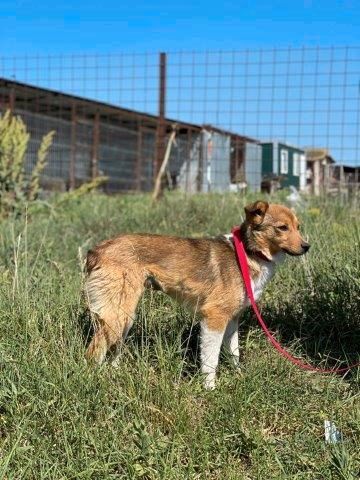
[{"left": 0, "top": 77, "right": 258, "bottom": 143}]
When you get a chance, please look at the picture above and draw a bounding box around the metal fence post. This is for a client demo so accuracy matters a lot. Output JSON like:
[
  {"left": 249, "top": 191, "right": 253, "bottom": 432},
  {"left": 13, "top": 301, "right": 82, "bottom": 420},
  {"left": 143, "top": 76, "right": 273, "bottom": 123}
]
[
  {"left": 8, "top": 87, "right": 16, "bottom": 114},
  {"left": 155, "top": 52, "right": 167, "bottom": 182}
]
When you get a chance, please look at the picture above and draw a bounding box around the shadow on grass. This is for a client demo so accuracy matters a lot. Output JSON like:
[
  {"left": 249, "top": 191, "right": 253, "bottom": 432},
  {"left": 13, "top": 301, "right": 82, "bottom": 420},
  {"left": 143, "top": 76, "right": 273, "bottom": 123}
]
[{"left": 240, "top": 285, "right": 360, "bottom": 377}]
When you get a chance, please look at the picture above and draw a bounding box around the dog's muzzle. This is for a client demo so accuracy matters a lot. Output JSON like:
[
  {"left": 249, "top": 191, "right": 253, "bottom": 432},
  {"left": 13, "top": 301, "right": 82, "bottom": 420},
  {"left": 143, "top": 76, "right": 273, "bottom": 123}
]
[{"left": 283, "top": 242, "right": 311, "bottom": 256}]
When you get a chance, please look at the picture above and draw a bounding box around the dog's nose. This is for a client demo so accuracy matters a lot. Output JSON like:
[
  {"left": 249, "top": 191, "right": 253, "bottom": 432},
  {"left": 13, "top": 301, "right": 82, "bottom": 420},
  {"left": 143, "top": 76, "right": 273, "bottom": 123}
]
[{"left": 301, "top": 242, "right": 310, "bottom": 252}]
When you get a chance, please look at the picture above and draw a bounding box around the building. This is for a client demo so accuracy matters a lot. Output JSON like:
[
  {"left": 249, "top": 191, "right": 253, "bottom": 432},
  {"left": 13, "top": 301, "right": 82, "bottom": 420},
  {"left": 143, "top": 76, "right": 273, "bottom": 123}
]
[
  {"left": 305, "top": 148, "right": 336, "bottom": 195},
  {"left": 330, "top": 164, "right": 359, "bottom": 195},
  {"left": 261, "top": 141, "right": 307, "bottom": 192},
  {"left": 0, "top": 78, "right": 261, "bottom": 193}
]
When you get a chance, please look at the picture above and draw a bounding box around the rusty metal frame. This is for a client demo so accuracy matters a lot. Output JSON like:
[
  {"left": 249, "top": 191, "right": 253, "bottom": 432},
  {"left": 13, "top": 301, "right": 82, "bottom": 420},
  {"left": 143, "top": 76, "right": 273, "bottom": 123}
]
[
  {"left": 9, "top": 87, "right": 15, "bottom": 113},
  {"left": 0, "top": 77, "right": 258, "bottom": 144},
  {"left": 154, "top": 52, "right": 167, "bottom": 180}
]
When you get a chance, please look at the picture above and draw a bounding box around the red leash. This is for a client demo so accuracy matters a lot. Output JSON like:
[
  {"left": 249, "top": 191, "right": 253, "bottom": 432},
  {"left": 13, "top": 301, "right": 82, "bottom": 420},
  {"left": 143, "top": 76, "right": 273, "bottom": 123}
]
[{"left": 231, "top": 226, "right": 359, "bottom": 374}]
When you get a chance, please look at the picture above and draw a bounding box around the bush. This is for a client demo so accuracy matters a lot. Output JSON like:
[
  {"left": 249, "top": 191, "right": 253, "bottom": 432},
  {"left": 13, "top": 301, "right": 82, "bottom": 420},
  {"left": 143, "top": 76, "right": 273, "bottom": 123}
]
[{"left": 0, "top": 110, "right": 55, "bottom": 217}]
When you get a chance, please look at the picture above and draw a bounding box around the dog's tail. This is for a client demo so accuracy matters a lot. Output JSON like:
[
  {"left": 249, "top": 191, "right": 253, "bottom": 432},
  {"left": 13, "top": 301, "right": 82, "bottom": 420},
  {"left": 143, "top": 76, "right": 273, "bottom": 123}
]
[{"left": 84, "top": 254, "right": 144, "bottom": 364}]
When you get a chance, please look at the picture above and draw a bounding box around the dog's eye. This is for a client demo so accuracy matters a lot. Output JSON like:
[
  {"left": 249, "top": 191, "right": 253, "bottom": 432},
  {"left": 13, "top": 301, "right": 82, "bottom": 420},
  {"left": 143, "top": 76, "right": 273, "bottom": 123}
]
[{"left": 278, "top": 225, "right": 289, "bottom": 231}]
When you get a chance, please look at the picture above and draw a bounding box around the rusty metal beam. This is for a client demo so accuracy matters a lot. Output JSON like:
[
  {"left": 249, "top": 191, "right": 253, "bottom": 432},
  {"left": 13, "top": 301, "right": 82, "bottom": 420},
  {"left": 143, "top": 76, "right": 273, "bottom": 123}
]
[
  {"left": 9, "top": 87, "right": 16, "bottom": 113},
  {"left": 0, "top": 77, "right": 260, "bottom": 144},
  {"left": 154, "top": 52, "right": 167, "bottom": 180}
]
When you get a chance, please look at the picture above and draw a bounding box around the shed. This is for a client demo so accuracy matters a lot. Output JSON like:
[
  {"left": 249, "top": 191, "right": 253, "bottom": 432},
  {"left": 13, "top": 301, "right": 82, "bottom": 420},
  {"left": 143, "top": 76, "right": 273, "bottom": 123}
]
[
  {"left": 261, "top": 141, "right": 307, "bottom": 191},
  {"left": 0, "top": 77, "right": 260, "bottom": 194},
  {"left": 305, "top": 148, "right": 336, "bottom": 195}
]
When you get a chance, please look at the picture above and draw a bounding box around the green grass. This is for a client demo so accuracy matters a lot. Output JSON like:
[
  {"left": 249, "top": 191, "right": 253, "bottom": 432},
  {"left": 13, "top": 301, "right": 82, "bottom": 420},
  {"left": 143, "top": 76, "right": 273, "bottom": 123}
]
[{"left": 0, "top": 191, "right": 359, "bottom": 479}]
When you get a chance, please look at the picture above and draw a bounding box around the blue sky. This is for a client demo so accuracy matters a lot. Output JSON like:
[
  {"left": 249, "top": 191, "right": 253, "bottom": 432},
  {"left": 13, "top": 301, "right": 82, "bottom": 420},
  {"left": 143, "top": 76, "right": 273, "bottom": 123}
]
[
  {"left": 2, "top": 0, "right": 360, "bottom": 54},
  {"left": 1, "top": 1, "right": 359, "bottom": 165}
]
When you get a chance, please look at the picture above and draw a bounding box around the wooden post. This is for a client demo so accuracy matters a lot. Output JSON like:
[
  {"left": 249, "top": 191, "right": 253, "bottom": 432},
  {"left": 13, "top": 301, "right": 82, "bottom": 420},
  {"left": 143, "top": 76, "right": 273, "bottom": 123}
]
[
  {"left": 323, "top": 163, "right": 329, "bottom": 195},
  {"left": 152, "top": 126, "right": 177, "bottom": 201},
  {"left": 313, "top": 160, "right": 320, "bottom": 196},
  {"left": 339, "top": 164, "right": 345, "bottom": 196}
]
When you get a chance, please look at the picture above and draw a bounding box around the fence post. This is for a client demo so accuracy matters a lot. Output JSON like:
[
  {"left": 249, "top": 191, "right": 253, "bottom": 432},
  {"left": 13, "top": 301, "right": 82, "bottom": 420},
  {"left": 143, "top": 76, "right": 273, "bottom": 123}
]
[
  {"left": 91, "top": 110, "right": 100, "bottom": 180},
  {"left": 313, "top": 160, "right": 320, "bottom": 196},
  {"left": 323, "top": 163, "right": 329, "bottom": 194},
  {"left": 69, "top": 102, "right": 77, "bottom": 189},
  {"left": 155, "top": 52, "right": 167, "bottom": 182},
  {"left": 9, "top": 87, "right": 16, "bottom": 113},
  {"left": 339, "top": 164, "right": 345, "bottom": 197}
]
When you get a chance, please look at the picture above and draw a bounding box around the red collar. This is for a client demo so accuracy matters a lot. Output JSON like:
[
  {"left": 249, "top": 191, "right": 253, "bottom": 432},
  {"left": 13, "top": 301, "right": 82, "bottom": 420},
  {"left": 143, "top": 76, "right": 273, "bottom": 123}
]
[{"left": 230, "top": 227, "right": 271, "bottom": 263}]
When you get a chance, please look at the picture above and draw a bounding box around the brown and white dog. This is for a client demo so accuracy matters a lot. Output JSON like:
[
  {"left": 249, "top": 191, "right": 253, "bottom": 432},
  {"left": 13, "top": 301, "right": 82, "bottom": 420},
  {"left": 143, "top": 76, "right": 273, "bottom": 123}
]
[{"left": 85, "top": 200, "right": 310, "bottom": 389}]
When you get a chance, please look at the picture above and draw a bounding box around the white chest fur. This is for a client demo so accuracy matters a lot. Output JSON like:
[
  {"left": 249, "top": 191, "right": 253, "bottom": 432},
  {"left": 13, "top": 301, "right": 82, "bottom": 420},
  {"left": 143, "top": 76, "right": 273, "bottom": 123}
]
[
  {"left": 248, "top": 252, "right": 284, "bottom": 303},
  {"left": 250, "top": 261, "right": 276, "bottom": 302}
]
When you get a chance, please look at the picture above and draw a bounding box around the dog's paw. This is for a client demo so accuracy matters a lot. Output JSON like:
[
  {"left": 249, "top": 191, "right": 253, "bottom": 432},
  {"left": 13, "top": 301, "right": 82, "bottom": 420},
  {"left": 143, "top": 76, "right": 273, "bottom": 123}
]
[
  {"left": 204, "top": 378, "right": 216, "bottom": 390},
  {"left": 110, "top": 358, "right": 121, "bottom": 368}
]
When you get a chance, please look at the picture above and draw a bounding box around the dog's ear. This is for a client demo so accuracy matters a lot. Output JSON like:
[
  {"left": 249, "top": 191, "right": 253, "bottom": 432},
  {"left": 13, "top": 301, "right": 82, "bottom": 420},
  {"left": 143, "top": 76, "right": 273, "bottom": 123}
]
[{"left": 244, "top": 200, "right": 269, "bottom": 225}]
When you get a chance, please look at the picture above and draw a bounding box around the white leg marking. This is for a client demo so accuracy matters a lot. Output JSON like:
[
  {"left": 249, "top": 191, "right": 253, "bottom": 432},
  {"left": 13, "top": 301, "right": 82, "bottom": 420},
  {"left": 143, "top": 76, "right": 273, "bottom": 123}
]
[
  {"left": 200, "top": 322, "right": 225, "bottom": 390},
  {"left": 224, "top": 317, "right": 240, "bottom": 367}
]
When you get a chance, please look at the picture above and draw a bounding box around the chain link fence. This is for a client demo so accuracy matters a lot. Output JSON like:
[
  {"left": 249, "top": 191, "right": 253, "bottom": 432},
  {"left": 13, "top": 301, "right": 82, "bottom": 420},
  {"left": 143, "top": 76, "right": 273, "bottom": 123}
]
[{"left": 0, "top": 47, "right": 359, "bottom": 194}]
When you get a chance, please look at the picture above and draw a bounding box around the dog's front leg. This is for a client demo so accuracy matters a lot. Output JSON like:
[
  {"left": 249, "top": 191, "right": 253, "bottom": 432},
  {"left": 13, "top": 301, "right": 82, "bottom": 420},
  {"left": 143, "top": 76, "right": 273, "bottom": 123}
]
[
  {"left": 200, "top": 321, "right": 226, "bottom": 390},
  {"left": 224, "top": 317, "right": 240, "bottom": 367}
]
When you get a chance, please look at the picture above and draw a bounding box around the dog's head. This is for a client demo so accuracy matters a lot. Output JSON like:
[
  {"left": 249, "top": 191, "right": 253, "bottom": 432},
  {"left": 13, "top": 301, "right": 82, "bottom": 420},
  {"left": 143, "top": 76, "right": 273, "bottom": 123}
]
[{"left": 241, "top": 200, "right": 310, "bottom": 261}]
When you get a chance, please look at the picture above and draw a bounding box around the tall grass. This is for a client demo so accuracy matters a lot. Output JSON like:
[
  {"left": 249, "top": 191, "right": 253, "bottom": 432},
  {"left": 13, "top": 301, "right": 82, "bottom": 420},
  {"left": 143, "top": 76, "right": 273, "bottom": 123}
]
[{"left": 0, "top": 192, "right": 359, "bottom": 479}]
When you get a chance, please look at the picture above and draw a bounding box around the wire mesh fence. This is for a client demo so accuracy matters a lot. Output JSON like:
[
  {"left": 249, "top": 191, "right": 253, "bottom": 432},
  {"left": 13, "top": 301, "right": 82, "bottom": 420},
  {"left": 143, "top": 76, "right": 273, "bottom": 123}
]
[{"left": 0, "top": 47, "right": 359, "bottom": 195}]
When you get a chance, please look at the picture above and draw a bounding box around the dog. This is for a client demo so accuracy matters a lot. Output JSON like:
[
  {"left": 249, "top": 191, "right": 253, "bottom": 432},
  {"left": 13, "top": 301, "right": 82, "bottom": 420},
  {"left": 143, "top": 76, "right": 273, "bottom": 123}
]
[{"left": 85, "top": 200, "right": 310, "bottom": 389}]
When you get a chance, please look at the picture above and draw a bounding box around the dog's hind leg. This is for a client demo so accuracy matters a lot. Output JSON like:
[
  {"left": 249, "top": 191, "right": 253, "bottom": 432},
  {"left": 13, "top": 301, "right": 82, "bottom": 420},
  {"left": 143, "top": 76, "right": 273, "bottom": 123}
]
[
  {"left": 109, "top": 300, "right": 138, "bottom": 367},
  {"left": 85, "top": 268, "right": 143, "bottom": 365}
]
